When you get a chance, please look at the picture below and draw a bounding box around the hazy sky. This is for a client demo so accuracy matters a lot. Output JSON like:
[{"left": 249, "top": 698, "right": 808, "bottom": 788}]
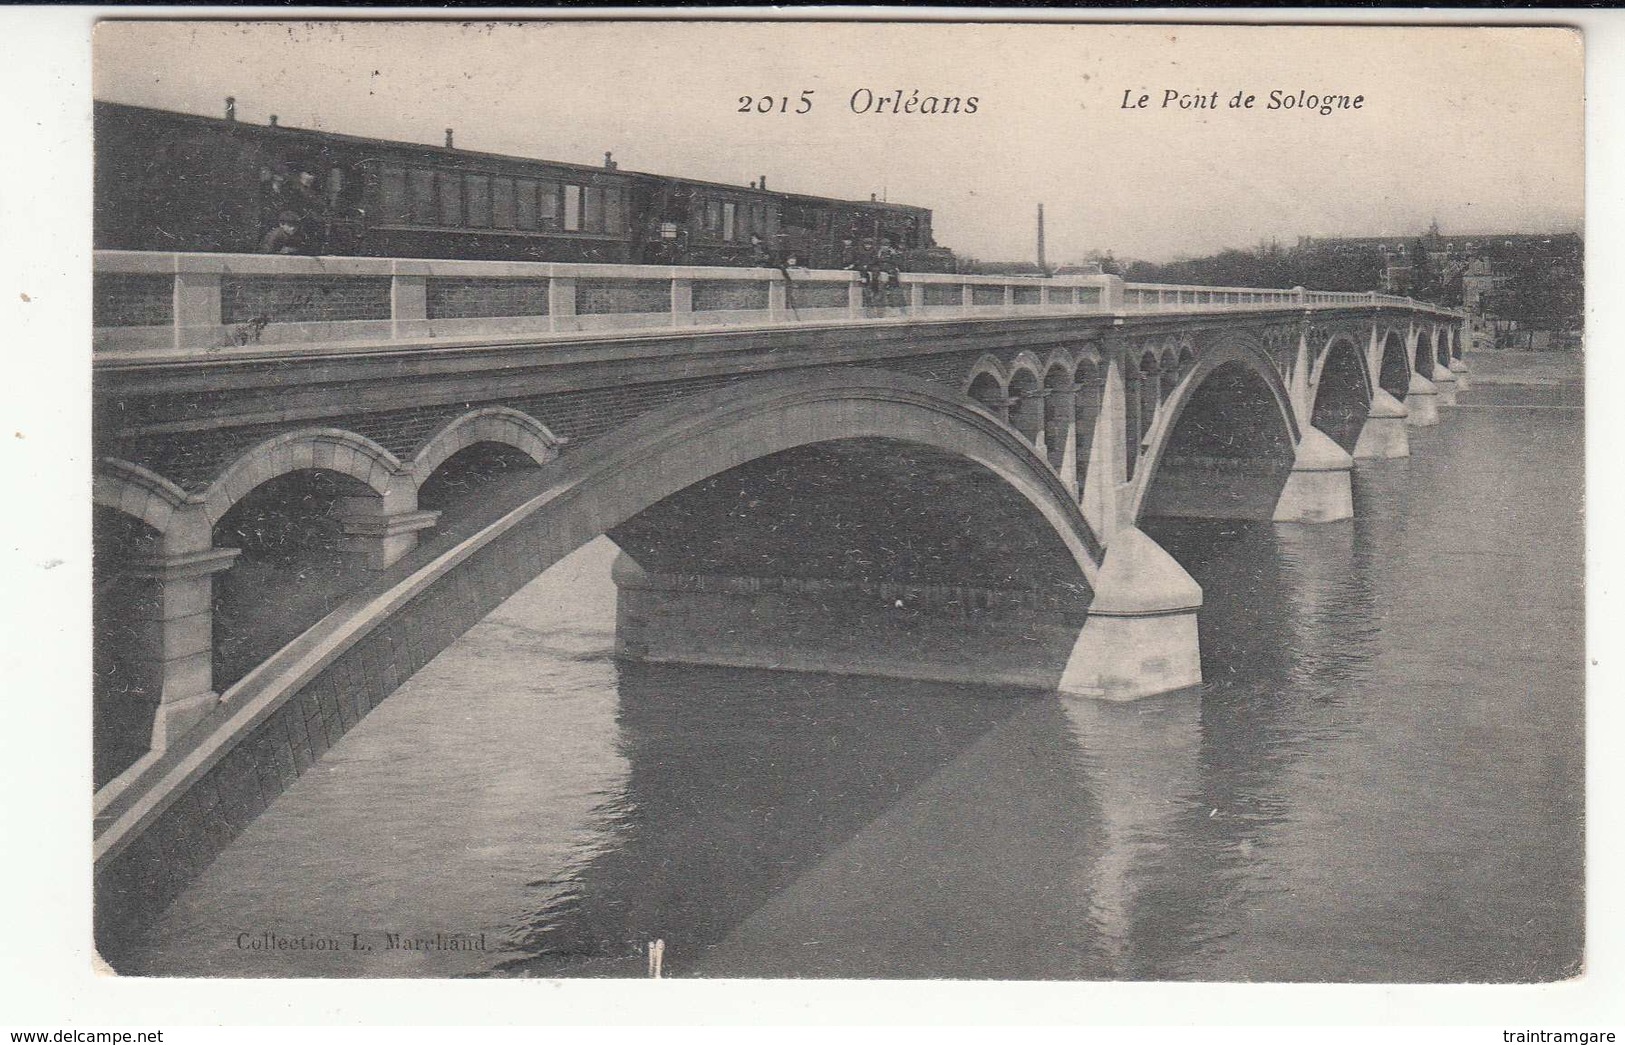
[{"left": 94, "top": 21, "right": 1583, "bottom": 262}]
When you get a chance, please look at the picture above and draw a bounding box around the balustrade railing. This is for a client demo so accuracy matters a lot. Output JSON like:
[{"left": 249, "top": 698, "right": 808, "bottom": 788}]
[{"left": 92, "top": 250, "right": 1463, "bottom": 359}]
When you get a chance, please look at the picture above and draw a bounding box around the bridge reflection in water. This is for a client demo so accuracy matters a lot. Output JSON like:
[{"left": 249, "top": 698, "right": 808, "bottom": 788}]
[{"left": 116, "top": 379, "right": 1584, "bottom": 981}]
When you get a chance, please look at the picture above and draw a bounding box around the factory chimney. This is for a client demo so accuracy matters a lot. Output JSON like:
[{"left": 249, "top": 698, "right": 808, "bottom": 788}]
[
  {"left": 225, "top": 97, "right": 236, "bottom": 122},
  {"left": 445, "top": 128, "right": 454, "bottom": 149},
  {"left": 1036, "top": 203, "right": 1048, "bottom": 274}
]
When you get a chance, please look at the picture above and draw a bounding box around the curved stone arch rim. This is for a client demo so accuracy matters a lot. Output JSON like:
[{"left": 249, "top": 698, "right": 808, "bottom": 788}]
[
  {"left": 1307, "top": 331, "right": 1375, "bottom": 416},
  {"left": 1127, "top": 332, "right": 1302, "bottom": 524},
  {"left": 93, "top": 368, "right": 1103, "bottom": 870},
  {"left": 94, "top": 459, "right": 205, "bottom": 544},
  {"left": 1040, "top": 346, "right": 1077, "bottom": 382},
  {"left": 202, "top": 428, "right": 409, "bottom": 527},
  {"left": 408, "top": 406, "right": 568, "bottom": 486},
  {"left": 963, "top": 352, "right": 1010, "bottom": 395},
  {"left": 1007, "top": 349, "right": 1047, "bottom": 387}
]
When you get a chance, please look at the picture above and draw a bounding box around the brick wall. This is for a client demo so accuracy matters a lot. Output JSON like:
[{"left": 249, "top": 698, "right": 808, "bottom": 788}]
[
  {"left": 426, "top": 278, "right": 550, "bottom": 320},
  {"left": 575, "top": 278, "right": 671, "bottom": 315},
  {"left": 94, "top": 274, "right": 173, "bottom": 327},
  {"left": 692, "top": 280, "right": 769, "bottom": 312},
  {"left": 793, "top": 282, "right": 850, "bottom": 309},
  {"left": 222, "top": 276, "right": 392, "bottom": 325}
]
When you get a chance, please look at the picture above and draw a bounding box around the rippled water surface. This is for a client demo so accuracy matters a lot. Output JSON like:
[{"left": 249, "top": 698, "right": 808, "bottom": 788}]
[{"left": 122, "top": 353, "right": 1584, "bottom": 981}]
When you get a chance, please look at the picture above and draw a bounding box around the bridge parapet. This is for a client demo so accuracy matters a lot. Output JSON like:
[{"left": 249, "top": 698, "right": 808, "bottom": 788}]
[{"left": 93, "top": 251, "right": 1462, "bottom": 361}]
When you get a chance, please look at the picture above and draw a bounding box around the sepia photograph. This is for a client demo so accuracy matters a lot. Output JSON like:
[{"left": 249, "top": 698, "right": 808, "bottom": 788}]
[{"left": 78, "top": 17, "right": 1586, "bottom": 986}]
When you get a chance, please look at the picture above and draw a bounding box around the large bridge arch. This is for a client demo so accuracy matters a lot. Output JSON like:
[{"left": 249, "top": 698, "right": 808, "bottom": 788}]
[
  {"left": 1308, "top": 334, "right": 1376, "bottom": 454},
  {"left": 1130, "top": 333, "right": 1301, "bottom": 523},
  {"left": 1412, "top": 328, "right": 1438, "bottom": 378},
  {"left": 94, "top": 370, "right": 1107, "bottom": 924},
  {"left": 1377, "top": 329, "right": 1412, "bottom": 400}
]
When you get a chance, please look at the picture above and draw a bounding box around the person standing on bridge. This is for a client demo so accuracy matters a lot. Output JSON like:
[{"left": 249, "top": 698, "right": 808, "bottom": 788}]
[{"left": 751, "top": 233, "right": 798, "bottom": 315}]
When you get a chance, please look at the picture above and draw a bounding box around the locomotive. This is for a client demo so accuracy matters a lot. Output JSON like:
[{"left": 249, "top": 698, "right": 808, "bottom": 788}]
[{"left": 94, "top": 99, "right": 956, "bottom": 271}]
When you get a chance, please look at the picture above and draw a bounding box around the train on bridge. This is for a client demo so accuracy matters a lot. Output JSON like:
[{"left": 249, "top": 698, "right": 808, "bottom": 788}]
[{"left": 94, "top": 99, "right": 955, "bottom": 272}]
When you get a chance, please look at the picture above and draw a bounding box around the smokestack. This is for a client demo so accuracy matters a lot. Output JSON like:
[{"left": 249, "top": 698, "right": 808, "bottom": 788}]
[
  {"left": 225, "top": 96, "right": 236, "bottom": 122},
  {"left": 759, "top": 175, "right": 767, "bottom": 191},
  {"left": 604, "top": 151, "right": 616, "bottom": 169},
  {"left": 445, "top": 128, "right": 454, "bottom": 149},
  {"left": 1036, "top": 203, "right": 1048, "bottom": 274},
  {"left": 268, "top": 114, "right": 278, "bottom": 127}
]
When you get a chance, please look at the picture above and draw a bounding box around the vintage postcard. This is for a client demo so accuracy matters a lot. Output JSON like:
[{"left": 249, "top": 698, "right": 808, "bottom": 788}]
[{"left": 82, "top": 18, "right": 1584, "bottom": 986}]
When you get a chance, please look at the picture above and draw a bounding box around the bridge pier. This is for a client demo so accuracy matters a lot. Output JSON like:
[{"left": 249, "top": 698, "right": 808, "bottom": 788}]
[
  {"left": 611, "top": 553, "right": 1090, "bottom": 690},
  {"left": 1432, "top": 362, "right": 1458, "bottom": 406},
  {"left": 1404, "top": 372, "right": 1441, "bottom": 427},
  {"left": 121, "top": 546, "right": 241, "bottom": 753},
  {"left": 1058, "top": 526, "right": 1203, "bottom": 700},
  {"left": 334, "top": 480, "right": 441, "bottom": 570},
  {"left": 1352, "top": 389, "right": 1411, "bottom": 459},
  {"left": 1272, "top": 426, "right": 1355, "bottom": 523},
  {"left": 1449, "top": 357, "right": 1470, "bottom": 391}
]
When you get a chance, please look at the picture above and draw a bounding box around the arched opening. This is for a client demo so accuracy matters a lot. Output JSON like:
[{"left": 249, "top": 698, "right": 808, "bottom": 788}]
[
  {"left": 1436, "top": 330, "right": 1451, "bottom": 368},
  {"left": 1159, "top": 348, "right": 1181, "bottom": 402},
  {"left": 1413, "top": 332, "right": 1436, "bottom": 378},
  {"left": 1073, "top": 358, "right": 1102, "bottom": 484},
  {"left": 418, "top": 441, "right": 548, "bottom": 536},
  {"left": 93, "top": 506, "right": 164, "bottom": 789},
  {"left": 967, "top": 370, "right": 1006, "bottom": 420},
  {"left": 1378, "top": 331, "right": 1411, "bottom": 399},
  {"left": 1177, "top": 346, "right": 1196, "bottom": 381},
  {"left": 1138, "top": 351, "right": 1162, "bottom": 429},
  {"left": 210, "top": 469, "right": 383, "bottom": 691},
  {"left": 1311, "top": 339, "right": 1373, "bottom": 454},
  {"left": 1042, "top": 363, "right": 1074, "bottom": 472},
  {"left": 1007, "top": 367, "right": 1044, "bottom": 448},
  {"left": 1140, "top": 360, "right": 1297, "bottom": 521},
  {"left": 607, "top": 436, "right": 1094, "bottom": 687}
]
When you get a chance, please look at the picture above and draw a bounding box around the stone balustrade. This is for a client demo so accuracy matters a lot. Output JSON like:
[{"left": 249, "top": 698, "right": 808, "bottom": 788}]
[{"left": 92, "top": 251, "right": 1463, "bottom": 360}]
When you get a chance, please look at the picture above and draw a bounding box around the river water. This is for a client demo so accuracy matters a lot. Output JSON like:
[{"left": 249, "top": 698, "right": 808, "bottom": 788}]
[{"left": 119, "top": 352, "right": 1584, "bottom": 981}]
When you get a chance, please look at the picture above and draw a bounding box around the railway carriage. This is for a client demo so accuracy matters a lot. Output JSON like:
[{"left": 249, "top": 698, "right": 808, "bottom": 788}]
[{"left": 94, "top": 100, "right": 948, "bottom": 270}]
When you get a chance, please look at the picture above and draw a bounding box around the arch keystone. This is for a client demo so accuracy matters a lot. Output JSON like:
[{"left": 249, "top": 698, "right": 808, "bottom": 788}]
[{"left": 1058, "top": 525, "right": 1202, "bottom": 701}]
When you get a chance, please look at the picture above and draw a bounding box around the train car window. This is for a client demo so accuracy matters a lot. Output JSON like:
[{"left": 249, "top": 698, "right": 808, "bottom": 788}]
[
  {"left": 538, "top": 181, "right": 561, "bottom": 229},
  {"left": 584, "top": 185, "right": 604, "bottom": 233},
  {"left": 515, "top": 178, "right": 538, "bottom": 230},
  {"left": 409, "top": 167, "right": 437, "bottom": 225},
  {"left": 564, "top": 184, "right": 582, "bottom": 232},
  {"left": 437, "top": 170, "right": 462, "bottom": 226},
  {"left": 327, "top": 167, "right": 345, "bottom": 208},
  {"left": 604, "top": 187, "right": 624, "bottom": 236},
  {"left": 723, "top": 202, "right": 737, "bottom": 242},
  {"left": 492, "top": 177, "right": 516, "bottom": 229},
  {"left": 465, "top": 174, "right": 491, "bottom": 228},
  {"left": 704, "top": 200, "right": 722, "bottom": 237},
  {"left": 379, "top": 165, "right": 408, "bottom": 224}
]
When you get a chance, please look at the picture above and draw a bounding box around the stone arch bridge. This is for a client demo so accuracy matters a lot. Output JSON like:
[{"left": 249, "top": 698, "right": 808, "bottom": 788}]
[{"left": 89, "top": 252, "right": 1468, "bottom": 952}]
